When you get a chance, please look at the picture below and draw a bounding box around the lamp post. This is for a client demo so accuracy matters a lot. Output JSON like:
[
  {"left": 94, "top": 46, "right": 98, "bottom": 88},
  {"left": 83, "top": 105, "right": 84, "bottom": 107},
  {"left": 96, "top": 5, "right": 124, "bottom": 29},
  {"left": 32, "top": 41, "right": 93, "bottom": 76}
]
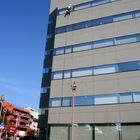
[{"left": 71, "top": 81, "right": 77, "bottom": 140}]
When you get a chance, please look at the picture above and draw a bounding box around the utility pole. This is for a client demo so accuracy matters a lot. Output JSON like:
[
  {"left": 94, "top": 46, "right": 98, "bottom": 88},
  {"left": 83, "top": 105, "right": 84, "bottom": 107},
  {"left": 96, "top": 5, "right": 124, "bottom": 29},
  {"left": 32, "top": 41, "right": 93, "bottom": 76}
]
[{"left": 71, "top": 81, "right": 77, "bottom": 140}]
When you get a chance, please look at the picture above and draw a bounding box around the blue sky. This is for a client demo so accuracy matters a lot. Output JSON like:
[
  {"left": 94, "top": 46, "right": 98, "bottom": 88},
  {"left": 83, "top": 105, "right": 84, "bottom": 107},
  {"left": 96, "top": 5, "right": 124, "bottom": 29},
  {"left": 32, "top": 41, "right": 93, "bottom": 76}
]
[{"left": 0, "top": 0, "right": 50, "bottom": 110}]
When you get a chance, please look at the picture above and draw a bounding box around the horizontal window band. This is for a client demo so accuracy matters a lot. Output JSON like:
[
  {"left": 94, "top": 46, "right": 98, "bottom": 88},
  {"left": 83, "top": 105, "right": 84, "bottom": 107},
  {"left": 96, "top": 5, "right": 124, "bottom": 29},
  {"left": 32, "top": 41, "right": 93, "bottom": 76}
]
[
  {"left": 49, "top": 91, "right": 140, "bottom": 107},
  {"left": 45, "top": 33, "right": 140, "bottom": 56},
  {"left": 55, "top": 9, "right": 140, "bottom": 34},
  {"left": 51, "top": 60, "right": 140, "bottom": 80},
  {"left": 58, "top": 0, "right": 118, "bottom": 15}
]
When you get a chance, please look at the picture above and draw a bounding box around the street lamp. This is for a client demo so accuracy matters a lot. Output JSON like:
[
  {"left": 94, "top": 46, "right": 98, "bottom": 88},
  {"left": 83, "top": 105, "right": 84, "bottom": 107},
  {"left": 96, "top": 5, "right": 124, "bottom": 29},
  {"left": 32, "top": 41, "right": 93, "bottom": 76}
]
[{"left": 71, "top": 81, "right": 77, "bottom": 140}]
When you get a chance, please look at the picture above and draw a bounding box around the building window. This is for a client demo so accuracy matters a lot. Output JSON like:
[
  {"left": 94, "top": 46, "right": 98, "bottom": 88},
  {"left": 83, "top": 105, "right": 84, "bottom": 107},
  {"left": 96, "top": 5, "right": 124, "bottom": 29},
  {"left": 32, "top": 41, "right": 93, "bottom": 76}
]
[
  {"left": 75, "top": 96, "right": 94, "bottom": 106},
  {"left": 113, "top": 12, "right": 133, "bottom": 22},
  {"left": 135, "top": 10, "right": 140, "bottom": 17},
  {"left": 65, "top": 47, "right": 72, "bottom": 54},
  {"left": 94, "top": 94, "right": 118, "bottom": 105},
  {"left": 74, "top": 2, "right": 91, "bottom": 11},
  {"left": 41, "top": 87, "right": 49, "bottom": 93},
  {"left": 93, "top": 64, "right": 117, "bottom": 75},
  {"left": 51, "top": 98, "right": 61, "bottom": 107},
  {"left": 119, "top": 93, "right": 133, "bottom": 103},
  {"left": 116, "top": 35, "right": 137, "bottom": 45},
  {"left": 50, "top": 126, "right": 69, "bottom": 140},
  {"left": 52, "top": 72, "right": 63, "bottom": 79},
  {"left": 133, "top": 92, "right": 140, "bottom": 102},
  {"left": 73, "top": 125, "right": 93, "bottom": 140},
  {"left": 62, "top": 97, "right": 71, "bottom": 107},
  {"left": 121, "top": 125, "right": 140, "bottom": 140},
  {"left": 72, "top": 68, "right": 93, "bottom": 78},
  {"left": 54, "top": 48, "right": 64, "bottom": 55},
  {"left": 64, "top": 70, "right": 71, "bottom": 78},
  {"left": 93, "top": 39, "right": 114, "bottom": 48},
  {"left": 73, "top": 42, "right": 92, "bottom": 52},
  {"left": 118, "top": 61, "right": 140, "bottom": 72},
  {"left": 47, "top": 34, "right": 53, "bottom": 39},
  {"left": 95, "top": 125, "right": 119, "bottom": 140},
  {"left": 43, "top": 68, "right": 50, "bottom": 74}
]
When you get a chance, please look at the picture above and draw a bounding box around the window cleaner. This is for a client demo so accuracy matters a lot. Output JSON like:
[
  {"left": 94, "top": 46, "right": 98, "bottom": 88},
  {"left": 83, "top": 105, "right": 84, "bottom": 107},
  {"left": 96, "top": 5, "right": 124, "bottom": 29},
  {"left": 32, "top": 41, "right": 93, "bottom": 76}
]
[{"left": 64, "top": 4, "right": 74, "bottom": 17}]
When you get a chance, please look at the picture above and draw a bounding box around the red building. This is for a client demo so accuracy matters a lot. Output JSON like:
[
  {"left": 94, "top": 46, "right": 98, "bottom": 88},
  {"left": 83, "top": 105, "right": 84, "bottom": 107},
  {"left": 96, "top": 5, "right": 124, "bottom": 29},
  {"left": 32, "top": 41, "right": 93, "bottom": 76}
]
[{"left": 2, "top": 102, "right": 31, "bottom": 137}]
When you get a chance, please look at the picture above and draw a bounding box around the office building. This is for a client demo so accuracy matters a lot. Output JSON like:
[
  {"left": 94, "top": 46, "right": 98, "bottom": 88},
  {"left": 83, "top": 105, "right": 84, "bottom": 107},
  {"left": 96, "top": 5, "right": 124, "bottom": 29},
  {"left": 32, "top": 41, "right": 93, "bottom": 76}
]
[{"left": 38, "top": 0, "right": 140, "bottom": 140}]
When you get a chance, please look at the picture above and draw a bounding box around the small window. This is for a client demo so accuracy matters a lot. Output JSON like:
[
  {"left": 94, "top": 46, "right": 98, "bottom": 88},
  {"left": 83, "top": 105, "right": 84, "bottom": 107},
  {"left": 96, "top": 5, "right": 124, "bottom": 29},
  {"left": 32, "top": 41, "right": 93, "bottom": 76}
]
[
  {"left": 74, "top": 2, "right": 91, "bottom": 11},
  {"left": 51, "top": 98, "right": 61, "bottom": 107},
  {"left": 73, "top": 42, "right": 92, "bottom": 52},
  {"left": 41, "top": 87, "right": 49, "bottom": 93},
  {"left": 72, "top": 68, "right": 93, "bottom": 77},
  {"left": 43, "top": 68, "right": 49, "bottom": 74},
  {"left": 58, "top": 8, "right": 66, "bottom": 15},
  {"left": 94, "top": 94, "right": 118, "bottom": 105},
  {"left": 48, "top": 19, "right": 53, "bottom": 24},
  {"left": 100, "top": 16, "right": 113, "bottom": 24},
  {"left": 62, "top": 97, "right": 71, "bottom": 106},
  {"left": 94, "top": 64, "right": 117, "bottom": 75},
  {"left": 133, "top": 92, "right": 140, "bottom": 102},
  {"left": 91, "top": 0, "right": 110, "bottom": 6},
  {"left": 54, "top": 48, "right": 64, "bottom": 55},
  {"left": 65, "top": 47, "right": 72, "bottom": 54},
  {"left": 118, "top": 61, "right": 140, "bottom": 72},
  {"left": 75, "top": 96, "right": 94, "bottom": 106},
  {"left": 64, "top": 70, "right": 71, "bottom": 78},
  {"left": 119, "top": 93, "right": 133, "bottom": 103},
  {"left": 113, "top": 12, "right": 133, "bottom": 22},
  {"left": 116, "top": 35, "right": 137, "bottom": 45},
  {"left": 55, "top": 27, "right": 66, "bottom": 34},
  {"left": 52, "top": 72, "right": 63, "bottom": 80},
  {"left": 93, "top": 39, "right": 114, "bottom": 48},
  {"left": 66, "top": 25, "right": 73, "bottom": 32},
  {"left": 47, "top": 34, "right": 53, "bottom": 39},
  {"left": 135, "top": 10, "right": 140, "bottom": 18}
]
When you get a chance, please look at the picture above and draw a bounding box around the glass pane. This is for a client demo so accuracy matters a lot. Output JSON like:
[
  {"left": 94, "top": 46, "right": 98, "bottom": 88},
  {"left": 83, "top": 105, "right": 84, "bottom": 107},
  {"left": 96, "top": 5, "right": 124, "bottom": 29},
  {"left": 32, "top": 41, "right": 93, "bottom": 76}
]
[
  {"left": 71, "top": 125, "right": 92, "bottom": 140},
  {"left": 50, "top": 126, "right": 69, "bottom": 140},
  {"left": 75, "top": 96, "right": 93, "bottom": 106},
  {"left": 133, "top": 92, "right": 140, "bottom": 102},
  {"left": 135, "top": 10, "right": 140, "bottom": 17},
  {"left": 64, "top": 70, "right": 71, "bottom": 78},
  {"left": 72, "top": 68, "right": 93, "bottom": 77},
  {"left": 92, "top": 0, "right": 110, "bottom": 6},
  {"left": 62, "top": 97, "right": 71, "bottom": 106},
  {"left": 73, "top": 43, "right": 92, "bottom": 52},
  {"left": 43, "top": 68, "right": 49, "bottom": 73},
  {"left": 118, "top": 61, "right": 140, "bottom": 72},
  {"left": 94, "top": 64, "right": 116, "bottom": 75},
  {"left": 55, "top": 27, "right": 66, "bottom": 34},
  {"left": 119, "top": 93, "right": 133, "bottom": 103},
  {"left": 113, "top": 12, "right": 133, "bottom": 21},
  {"left": 95, "top": 125, "right": 119, "bottom": 140},
  {"left": 58, "top": 9, "right": 66, "bottom": 15},
  {"left": 94, "top": 39, "right": 114, "bottom": 48},
  {"left": 41, "top": 87, "right": 48, "bottom": 93},
  {"left": 94, "top": 95, "right": 118, "bottom": 105},
  {"left": 54, "top": 48, "right": 64, "bottom": 55},
  {"left": 116, "top": 35, "right": 137, "bottom": 45},
  {"left": 47, "top": 34, "right": 52, "bottom": 39},
  {"left": 122, "top": 125, "right": 140, "bottom": 140},
  {"left": 65, "top": 47, "right": 72, "bottom": 53},
  {"left": 53, "top": 72, "right": 63, "bottom": 79},
  {"left": 51, "top": 99, "right": 61, "bottom": 107},
  {"left": 74, "top": 2, "right": 90, "bottom": 10}
]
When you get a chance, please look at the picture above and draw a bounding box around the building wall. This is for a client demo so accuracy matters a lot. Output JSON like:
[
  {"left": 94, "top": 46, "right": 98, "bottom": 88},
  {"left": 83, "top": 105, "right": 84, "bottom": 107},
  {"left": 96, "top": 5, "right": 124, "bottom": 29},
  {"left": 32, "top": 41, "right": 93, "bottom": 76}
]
[{"left": 39, "top": 0, "right": 140, "bottom": 139}]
